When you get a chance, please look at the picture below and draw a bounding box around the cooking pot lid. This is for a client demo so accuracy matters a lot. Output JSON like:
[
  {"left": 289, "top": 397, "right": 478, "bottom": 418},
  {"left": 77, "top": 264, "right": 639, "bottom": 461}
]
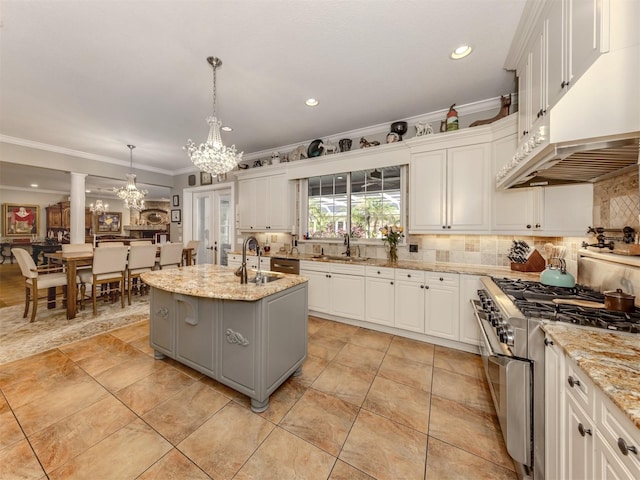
[{"left": 604, "top": 288, "right": 635, "bottom": 299}]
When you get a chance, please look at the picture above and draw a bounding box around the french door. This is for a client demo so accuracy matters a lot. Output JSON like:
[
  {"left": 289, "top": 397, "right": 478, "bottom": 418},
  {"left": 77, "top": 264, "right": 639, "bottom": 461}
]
[{"left": 192, "top": 188, "right": 232, "bottom": 265}]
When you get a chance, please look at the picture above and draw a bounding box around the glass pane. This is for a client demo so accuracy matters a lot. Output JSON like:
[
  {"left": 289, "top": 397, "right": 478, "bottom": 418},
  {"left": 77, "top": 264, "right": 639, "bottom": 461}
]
[
  {"left": 307, "top": 173, "right": 348, "bottom": 239},
  {"left": 351, "top": 167, "right": 401, "bottom": 239}
]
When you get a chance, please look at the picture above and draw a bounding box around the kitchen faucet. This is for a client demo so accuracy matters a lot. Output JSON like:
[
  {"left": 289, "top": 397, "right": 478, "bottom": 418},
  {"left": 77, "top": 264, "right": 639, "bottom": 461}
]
[
  {"left": 343, "top": 233, "right": 351, "bottom": 257},
  {"left": 235, "top": 235, "right": 258, "bottom": 284}
]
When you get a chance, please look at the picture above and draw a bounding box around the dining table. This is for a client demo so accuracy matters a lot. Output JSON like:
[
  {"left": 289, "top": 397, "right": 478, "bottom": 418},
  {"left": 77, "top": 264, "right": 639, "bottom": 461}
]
[{"left": 45, "top": 246, "right": 195, "bottom": 319}]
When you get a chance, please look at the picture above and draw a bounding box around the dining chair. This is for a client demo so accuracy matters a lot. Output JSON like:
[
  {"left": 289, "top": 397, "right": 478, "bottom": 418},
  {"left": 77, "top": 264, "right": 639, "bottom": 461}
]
[
  {"left": 12, "top": 247, "right": 69, "bottom": 322},
  {"left": 126, "top": 244, "right": 157, "bottom": 305},
  {"left": 78, "top": 245, "right": 128, "bottom": 315},
  {"left": 157, "top": 242, "right": 184, "bottom": 269},
  {"left": 184, "top": 240, "right": 200, "bottom": 265},
  {"left": 129, "top": 240, "right": 153, "bottom": 245}
]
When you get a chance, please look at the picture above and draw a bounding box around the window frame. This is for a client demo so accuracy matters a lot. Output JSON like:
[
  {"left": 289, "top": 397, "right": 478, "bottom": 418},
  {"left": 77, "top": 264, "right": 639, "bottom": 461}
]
[{"left": 300, "top": 165, "right": 407, "bottom": 245}]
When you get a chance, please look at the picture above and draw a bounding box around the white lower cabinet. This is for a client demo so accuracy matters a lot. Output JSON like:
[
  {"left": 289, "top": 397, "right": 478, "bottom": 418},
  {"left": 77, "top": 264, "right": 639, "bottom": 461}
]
[
  {"left": 365, "top": 266, "right": 395, "bottom": 327},
  {"left": 458, "top": 274, "right": 482, "bottom": 345},
  {"left": 300, "top": 261, "right": 365, "bottom": 320},
  {"left": 546, "top": 339, "right": 639, "bottom": 480},
  {"left": 394, "top": 269, "right": 459, "bottom": 339}
]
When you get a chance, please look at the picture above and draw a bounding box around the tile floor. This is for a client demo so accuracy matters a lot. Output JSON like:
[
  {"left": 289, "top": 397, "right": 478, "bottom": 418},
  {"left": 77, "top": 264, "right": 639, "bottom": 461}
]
[{"left": 0, "top": 316, "right": 517, "bottom": 479}]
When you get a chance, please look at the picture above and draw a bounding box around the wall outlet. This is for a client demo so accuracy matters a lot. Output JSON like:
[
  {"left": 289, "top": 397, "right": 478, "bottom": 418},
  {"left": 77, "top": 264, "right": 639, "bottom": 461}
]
[{"left": 409, "top": 244, "right": 419, "bottom": 253}]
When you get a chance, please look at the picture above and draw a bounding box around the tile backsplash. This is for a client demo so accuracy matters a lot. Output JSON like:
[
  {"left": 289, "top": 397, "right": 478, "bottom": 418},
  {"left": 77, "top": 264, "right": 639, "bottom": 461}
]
[{"left": 592, "top": 166, "right": 639, "bottom": 230}]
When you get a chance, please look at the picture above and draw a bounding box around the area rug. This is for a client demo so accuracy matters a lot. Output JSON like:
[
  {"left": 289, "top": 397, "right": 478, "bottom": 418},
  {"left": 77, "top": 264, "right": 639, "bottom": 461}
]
[{"left": 0, "top": 297, "right": 150, "bottom": 365}]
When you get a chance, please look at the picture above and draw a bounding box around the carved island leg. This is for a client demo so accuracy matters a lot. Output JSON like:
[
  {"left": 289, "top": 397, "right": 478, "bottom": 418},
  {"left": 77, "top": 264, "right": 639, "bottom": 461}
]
[{"left": 250, "top": 397, "right": 269, "bottom": 413}]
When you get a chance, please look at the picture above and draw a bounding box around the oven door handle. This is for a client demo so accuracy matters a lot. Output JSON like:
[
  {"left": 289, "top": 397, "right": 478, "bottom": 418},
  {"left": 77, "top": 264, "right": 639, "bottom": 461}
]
[{"left": 471, "top": 299, "right": 504, "bottom": 356}]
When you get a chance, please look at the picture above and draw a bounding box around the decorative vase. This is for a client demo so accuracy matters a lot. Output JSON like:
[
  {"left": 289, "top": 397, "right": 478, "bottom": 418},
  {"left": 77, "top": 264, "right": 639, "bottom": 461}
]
[{"left": 387, "top": 244, "right": 398, "bottom": 263}]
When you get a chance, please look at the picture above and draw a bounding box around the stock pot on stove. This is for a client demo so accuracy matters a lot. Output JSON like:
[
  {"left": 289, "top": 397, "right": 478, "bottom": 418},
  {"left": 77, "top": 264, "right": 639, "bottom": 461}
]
[{"left": 603, "top": 289, "right": 636, "bottom": 313}]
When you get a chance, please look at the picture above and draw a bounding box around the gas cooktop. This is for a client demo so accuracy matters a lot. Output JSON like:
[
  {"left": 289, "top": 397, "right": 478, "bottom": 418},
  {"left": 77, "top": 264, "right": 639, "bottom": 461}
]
[{"left": 491, "top": 277, "right": 640, "bottom": 334}]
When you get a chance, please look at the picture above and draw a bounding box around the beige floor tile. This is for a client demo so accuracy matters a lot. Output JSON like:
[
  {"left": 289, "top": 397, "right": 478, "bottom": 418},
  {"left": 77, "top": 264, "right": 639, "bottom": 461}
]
[
  {"left": 331, "top": 342, "right": 385, "bottom": 374},
  {"left": 29, "top": 395, "right": 136, "bottom": 472},
  {"left": 289, "top": 354, "right": 329, "bottom": 388},
  {"left": 115, "top": 366, "right": 195, "bottom": 415},
  {"left": 316, "top": 319, "right": 360, "bottom": 338},
  {"left": 0, "top": 407, "right": 25, "bottom": 449},
  {"left": 363, "top": 376, "right": 430, "bottom": 434},
  {"left": 234, "top": 427, "right": 336, "bottom": 480},
  {"left": 431, "top": 367, "right": 493, "bottom": 413},
  {"left": 178, "top": 402, "right": 274, "bottom": 479},
  {"left": 256, "top": 378, "right": 307, "bottom": 424},
  {"left": 308, "top": 333, "right": 347, "bottom": 362},
  {"left": 14, "top": 379, "right": 109, "bottom": 436},
  {"left": 433, "top": 345, "right": 484, "bottom": 379},
  {"left": 157, "top": 356, "right": 206, "bottom": 380},
  {"left": 307, "top": 316, "right": 325, "bottom": 336},
  {"left": 340, "top": 409, "right": 427, "bottom": 480},
  {"left": 94, "top": 353, "right": 170, "bottom": 392},
  {"left": 198, "top": 375, "right": 246, "bottom": 400},
  {"left": 143, "top": 381, "right": 229, "bottom": 445},
  {"left": 129, "top": 336, "right": 155, "bottom": 356},
  {"left": 59, "top": 333, "right": 141, "bottom": 365},
  {"left": 311, "top": 362, "right": 375, "bottom": 407},
  {"left": 378, "top": 353, "right": 433, "bottom": 391},
  {"left": 349, "top": 328, "right": 393, "bottom": 352},
  {"left": 425, "top": 437, "right": 517, "bottom": 480},
  {"left": 280, "top": 388, "right": 358, "bottom": 456},
  {"left": 0, "top": 349, "right": 69, "bottom": 389},
  {"left": 0, "top": 437, "right": 46, "bottom": 479},
  {"left": 107, "top": 320, "right": 149, "bottom": 343},
  {"left": 386, "top": 336, "right": 435, "bottom": 365},
  {"left": 138, "top": 448, "right": 211, "bottom": 479},
  {"left": 429, "top": 395, "right": 515, "bottom": 471},
  {"left": 329, "top": 459, "right": 375, "bottom": 480},
  {"left": 48, "top": 418, "right": 172, "bottom": 479}
]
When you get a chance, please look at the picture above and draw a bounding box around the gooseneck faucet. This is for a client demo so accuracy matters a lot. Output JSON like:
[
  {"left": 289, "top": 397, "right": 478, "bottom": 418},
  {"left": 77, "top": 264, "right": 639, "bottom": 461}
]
[
  {"left": 235, "top": 235, "right": 259, "bottom": 284},
  {"left": 343, "top": 233, "right": 351, "bottom": 257}
]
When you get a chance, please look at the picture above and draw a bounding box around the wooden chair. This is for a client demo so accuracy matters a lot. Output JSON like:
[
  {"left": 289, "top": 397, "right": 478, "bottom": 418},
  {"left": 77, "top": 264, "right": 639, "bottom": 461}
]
[
  {"left": 12, "top": 247, "right": 69, "bottom": 322},
  {"left": 129, "top": 240, "right": 153, "bottom": 245},
  {"left": 184, "top": 240, "right": 200, "bottom": 265},
  {"left": 157, "top": 242, "right": 184, "bottom": 269},
  {"left": 126, "top": 244, "right": 157, "bottom": 305},
  {"left": 78, "top": 245, "right": 128, "bottom": 315},
  {"left": 97, "top": 241, "right": 125, "bottom": 247}
]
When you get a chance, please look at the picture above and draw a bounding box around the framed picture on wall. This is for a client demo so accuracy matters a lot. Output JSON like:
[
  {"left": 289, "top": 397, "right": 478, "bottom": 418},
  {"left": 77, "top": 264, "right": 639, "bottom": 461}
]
[
  {"left": 96, "top": 212, "right": 122, "bottom": 233},
  {"left": 200, "top": 171, "right": 213, "bottom": 185},
  {"left": 172, "top": 195, "right": 180, "bottom": 207},
  {"left": 171, "top": 209, "right": 181, "bottom": 223},
  {"left": 2, "top": 203, "right": 39, "bottom": 236}
]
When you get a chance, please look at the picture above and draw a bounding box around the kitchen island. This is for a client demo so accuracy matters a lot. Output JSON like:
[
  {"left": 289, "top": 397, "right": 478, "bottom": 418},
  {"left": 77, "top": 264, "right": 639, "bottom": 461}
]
[{"left": 140, "top": 265, "right": 308, "bottom": 412}]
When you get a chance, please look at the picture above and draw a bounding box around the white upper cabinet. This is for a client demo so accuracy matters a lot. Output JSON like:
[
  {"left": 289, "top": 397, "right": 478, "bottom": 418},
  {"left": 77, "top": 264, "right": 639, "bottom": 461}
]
[
  {"left": 237, "top": 172, "right": 292, "bottom": 231},
  {"left": 410, "top": 142, "right": 491, "bottom": 233}
]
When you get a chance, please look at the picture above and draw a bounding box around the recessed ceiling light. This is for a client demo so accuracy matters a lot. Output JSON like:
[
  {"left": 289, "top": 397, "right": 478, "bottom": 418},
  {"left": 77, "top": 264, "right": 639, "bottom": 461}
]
[
  {"left": 305, "top": 98, "right": 319, "bottom": 107},
  {"left": 221, "top": 126, "right": 233, "bottom": 132},
  {"left": 85, "top": 189, "right": 91, "bottom": 193},
  {"left": 30, "top": 183, "right": 38, "bottom": 188},
  {"left": 450, "top": 45, "right": 472, "bottom": 60}
]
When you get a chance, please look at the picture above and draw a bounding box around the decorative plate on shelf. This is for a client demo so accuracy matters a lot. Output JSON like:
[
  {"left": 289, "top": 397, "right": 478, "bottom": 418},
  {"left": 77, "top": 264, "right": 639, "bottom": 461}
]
[{"left": 307, "top": 139, "right": 323, "bottom": 158}]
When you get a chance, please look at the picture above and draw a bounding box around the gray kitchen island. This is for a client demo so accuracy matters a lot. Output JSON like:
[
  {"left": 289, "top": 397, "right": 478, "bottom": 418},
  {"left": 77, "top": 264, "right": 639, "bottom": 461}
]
[{"left": 141, "top": 264, "right": 308, "bottom": 412}]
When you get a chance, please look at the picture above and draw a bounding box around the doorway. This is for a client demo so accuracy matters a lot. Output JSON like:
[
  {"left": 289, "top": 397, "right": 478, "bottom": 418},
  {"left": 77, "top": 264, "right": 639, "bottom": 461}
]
[{"left": 192, "top": 188, "right": 232, "bottom": 265}]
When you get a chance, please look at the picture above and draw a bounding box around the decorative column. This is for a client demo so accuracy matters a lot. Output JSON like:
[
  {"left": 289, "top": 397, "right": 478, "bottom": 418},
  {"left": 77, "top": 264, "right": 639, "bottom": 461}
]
[{"left": 69, "top": 172, "right": 87, "bottom": 244}]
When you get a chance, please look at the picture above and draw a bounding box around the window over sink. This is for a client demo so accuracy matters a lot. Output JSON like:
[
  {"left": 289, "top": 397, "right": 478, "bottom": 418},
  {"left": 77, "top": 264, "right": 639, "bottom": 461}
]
[{"left": 304, "top": 166, "right": 405, "bottom": 240}]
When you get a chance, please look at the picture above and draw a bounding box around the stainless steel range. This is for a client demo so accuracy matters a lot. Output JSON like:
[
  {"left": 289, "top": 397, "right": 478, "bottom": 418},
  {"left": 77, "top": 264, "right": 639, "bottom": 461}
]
[{"left": 472, "top": 273, "right": 640, "bottom": 480}]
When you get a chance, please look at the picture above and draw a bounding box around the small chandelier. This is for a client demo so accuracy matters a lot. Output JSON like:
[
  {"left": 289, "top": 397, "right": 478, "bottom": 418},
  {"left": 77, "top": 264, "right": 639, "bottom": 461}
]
[
  {"left": 184, "top": 56, "right": 243, "bottom": 175},
  {"left": 89, "top": 199, "right": 109, "bottom": 215},
  {"left": 113, "top": 144, "right": 147, "bottom": 210}
]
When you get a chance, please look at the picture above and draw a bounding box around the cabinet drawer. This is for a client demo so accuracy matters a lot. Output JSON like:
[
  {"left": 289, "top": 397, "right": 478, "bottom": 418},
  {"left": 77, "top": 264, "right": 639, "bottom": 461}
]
[
  {"left": 394, "top": 268, "right": 424, "bottom": 282},
  {"left": 565, "top": 359, "right": 595, "bottom": 416},
  {"left": 300, "top": 260, "right": 328, "bottom": 272},
  {"left": 365, "top": 266, "right": 395, "bottom": 279},
  {"left": 228, "top": 254, "right": 242, "bottom": 264},
  {"left": 330, "top": 263, "right": 365, "bottom": 276},
  {"left": 424, "top": 272, "right": 459, "bottom": 286},
  {"left": 597, "top": 394, "right": 640, "bottom": 476}
]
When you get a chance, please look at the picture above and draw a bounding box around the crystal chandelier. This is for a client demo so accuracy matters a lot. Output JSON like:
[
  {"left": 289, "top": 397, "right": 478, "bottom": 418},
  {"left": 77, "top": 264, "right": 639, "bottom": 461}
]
[
  {"left": 89, "top": 199, "right": 109, "bottom": 215},
  {"left": 113, "top": 145, "right": 147, "bottom": 210},
  {"left": 185, "top": 56, "right": 242, "bottom": 175}
]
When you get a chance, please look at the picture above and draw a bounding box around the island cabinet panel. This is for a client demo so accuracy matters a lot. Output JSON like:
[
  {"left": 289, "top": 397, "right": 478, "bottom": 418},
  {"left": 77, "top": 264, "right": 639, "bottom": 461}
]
[
  {"left": 147, "top": 279, "right": 308, "bottom": 413},
  {"left": 221, "top": 301, "right": 258, "bottom": 394},
  {"left": 149, "top": 288, "right": 174, "bottom": 357},
  {"left": 175, "top": 294, "right": 215, "bottom": 374}
]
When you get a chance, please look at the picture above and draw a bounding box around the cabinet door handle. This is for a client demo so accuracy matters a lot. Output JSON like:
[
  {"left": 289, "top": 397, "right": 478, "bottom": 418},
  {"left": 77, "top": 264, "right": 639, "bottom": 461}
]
[
  {"left": 407, "top": 274, "right": 411, "bottom": 278},
  {"left": 535, "top": 223, "right": 541, "bottom": 228},
  {"left": 544, "top": 338, "right": 554, "bottom": 346},
  {"left": 618, "top": 437, "right": 638, "bottom": 456},
  {"left": 526, "top": 224, "right": 532, "bottom": 229},
  {"left": 390, "top": 281, "right": 394, "bottom": 285},
  {"left": 439, "top": 277, "right": 444, "bottom": 281},
  {"left": 578, "top": 423, "right": 592, "bottom": 437},
  {"left": 561, "top": 80, "right": 570, "bottom": 88},
  {"left": 420, "top": 285, "right": 424, "bottom": 289},
  {"left": 425, "top": 285, "right": 429, "bottom": 290},
  {"left": 567, "top": 376, "right": 581, "bottom": 388},
  {"left": 442, "top": 225, "right": 446, "bottom": 229}
]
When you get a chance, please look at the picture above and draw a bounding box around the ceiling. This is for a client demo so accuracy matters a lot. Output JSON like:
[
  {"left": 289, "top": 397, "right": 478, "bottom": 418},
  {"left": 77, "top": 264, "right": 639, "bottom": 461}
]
[{"left": 0, "top": 0, "right": 526, "bottom": 180}]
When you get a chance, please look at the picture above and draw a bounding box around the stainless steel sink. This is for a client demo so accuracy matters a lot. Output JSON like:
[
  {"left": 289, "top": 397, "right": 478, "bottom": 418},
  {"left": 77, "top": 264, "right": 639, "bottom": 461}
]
[{"left": 249, "top": 274, "right": 282, "bottom": 284}]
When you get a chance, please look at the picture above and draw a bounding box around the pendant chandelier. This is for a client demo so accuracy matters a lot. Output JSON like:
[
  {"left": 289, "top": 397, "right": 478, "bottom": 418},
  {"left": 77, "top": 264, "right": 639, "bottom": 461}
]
[
  {"left": 113, "top": 145, "right": 147, "bottom": 210},
  {"left": 184, "top": 56, "right": 242, "bottom": 175},
  {"left": 89, "top": 199, "right": 109, "bottom": 215}
]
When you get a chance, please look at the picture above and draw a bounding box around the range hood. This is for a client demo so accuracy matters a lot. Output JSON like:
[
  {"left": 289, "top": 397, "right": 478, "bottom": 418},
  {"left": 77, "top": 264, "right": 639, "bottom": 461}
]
[
  {"left": 497, "top": 31, "right": 640, "bottom": 189},
  {"left": 502, "top": 136, "right": 640, "bottom": 188}
]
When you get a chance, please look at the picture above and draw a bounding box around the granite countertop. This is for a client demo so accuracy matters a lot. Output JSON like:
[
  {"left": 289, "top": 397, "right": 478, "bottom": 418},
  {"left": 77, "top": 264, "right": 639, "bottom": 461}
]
[
  {"left": 228, "top": 251, "right": 542, "bottom": 281},
  {"left": 140, "top": 264, "right": 307, "bottom": 301},
  {"left": 542, "top": 323, "right": 640, "bottom": 429}
]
